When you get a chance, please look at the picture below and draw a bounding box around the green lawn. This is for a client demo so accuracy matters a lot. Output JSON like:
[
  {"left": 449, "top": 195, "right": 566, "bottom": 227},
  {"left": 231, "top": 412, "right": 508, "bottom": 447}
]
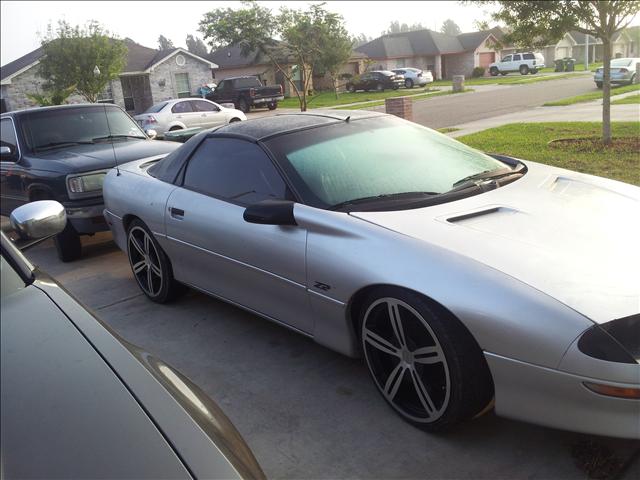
[
  {"left": 457, "top": 122, "right": 640, "bottom": 185},
  {"left": 431, "top": 72, "right": 586, "bottom": 87},
  {"left": 437, "top": 127, "right": 461, "bottom": 133},
  {"left": 611, "top": 93, "right": 640, "bottom": 105},
  {"left": 279, "top": 86, "right": 437, "bottom": 109},
  {"left": 338, "top": 88, "right": 474, "bottom": 110},
  {"left": 543, "top": 83, "right": 640, "bottom": 106},
  {"left": 538, "top": 62, "right": 603, "bottom": 74}
]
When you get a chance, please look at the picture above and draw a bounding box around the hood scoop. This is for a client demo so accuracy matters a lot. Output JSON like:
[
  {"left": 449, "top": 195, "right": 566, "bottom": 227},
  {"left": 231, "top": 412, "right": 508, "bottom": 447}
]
[{"left": 445, "top": 206, "right": 521, "bottom": 224}]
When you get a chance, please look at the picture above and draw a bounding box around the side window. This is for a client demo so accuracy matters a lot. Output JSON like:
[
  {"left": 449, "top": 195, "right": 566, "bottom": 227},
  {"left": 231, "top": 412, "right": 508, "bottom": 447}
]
[
  {"left": 502, "top": 55, "right": 512, "bottom": 62},
  {"left": 523, "top": 53, "right": 535, "bottom": 60},
  {"left": 191, "top": 100, "right": 219, "bottom": 112},
  {"left": 171, "top": 101, "right": 193, "bottom": 114},
  {"left": 1, "top": 118, "right": 19, "bottom": 161},
  {"left": 216, "top": 80, "right": 226, "bottom": 91},
  {"left": 513, "top": 54, "right": 522, "bottom": 61},
  {"left": 183, "top": 138, "right": 290, "bottom": 204}
]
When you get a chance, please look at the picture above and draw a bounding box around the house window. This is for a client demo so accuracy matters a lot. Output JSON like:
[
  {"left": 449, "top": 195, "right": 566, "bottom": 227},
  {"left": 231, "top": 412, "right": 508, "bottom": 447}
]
[
  {"left": 175, "top": 73, "right": 191, "bottom": 98},
  {"left": 176, "top": 54, "right": 186, "bottom": 66},
  {"left": 396, "top": 59, "right": 406, "bottom": 68}
]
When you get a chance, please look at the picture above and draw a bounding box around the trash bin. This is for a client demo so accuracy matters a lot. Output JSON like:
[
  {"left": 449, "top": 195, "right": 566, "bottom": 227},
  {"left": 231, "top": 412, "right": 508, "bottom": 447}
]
[
  {"left": 554, "top": 59, "right": 565, "bottom": 72},
  {"left": 564, "top": 58, "right": 576, "bottom": 72}
]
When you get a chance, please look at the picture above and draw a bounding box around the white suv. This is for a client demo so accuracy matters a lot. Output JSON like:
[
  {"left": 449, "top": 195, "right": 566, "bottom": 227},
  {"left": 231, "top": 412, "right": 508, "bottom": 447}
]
[{"left": 489, "top": 52, "right": 545, "bottom": 76}]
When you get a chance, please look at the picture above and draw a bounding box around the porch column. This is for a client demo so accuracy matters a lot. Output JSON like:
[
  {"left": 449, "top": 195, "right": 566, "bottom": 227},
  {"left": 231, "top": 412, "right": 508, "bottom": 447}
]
[{"left": 435, "top": 55, "right": 442, "bottom": 80}]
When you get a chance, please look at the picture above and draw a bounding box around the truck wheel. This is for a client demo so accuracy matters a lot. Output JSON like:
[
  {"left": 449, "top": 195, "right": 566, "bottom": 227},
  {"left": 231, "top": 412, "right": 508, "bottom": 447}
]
[
  {"left": 268, "top": 103, "right": 277, "bottom": 110},
  {"left": 596, "top": 81, "right": 603, "bottom": 89},
  {"left": 238, "top": 98, "right": 249, "bottom": 113},
  {"left": 54, "top": 221, "right": 82, "bottom": 262},
  {"left": 519, "top": 65, "right": 529, "bottom": 75},
  {"left": 489, "top": 67, "right": 499, "bottom": 77}
]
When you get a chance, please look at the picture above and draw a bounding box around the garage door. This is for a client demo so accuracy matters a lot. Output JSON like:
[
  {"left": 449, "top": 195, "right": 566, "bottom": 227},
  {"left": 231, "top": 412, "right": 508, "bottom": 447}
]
[{"left": 479, "top": 52, "right": 495, "bottom": 68}]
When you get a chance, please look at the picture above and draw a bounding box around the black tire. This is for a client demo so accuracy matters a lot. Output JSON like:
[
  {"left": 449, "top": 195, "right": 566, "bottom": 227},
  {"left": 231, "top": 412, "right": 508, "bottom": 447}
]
[
  {"left": 268, "top": 102, "right": 277, "bottom": 110},
  {"left": 375, "top": 83, "right": 384, "bottom": 92},
  {"left": 596, "top": 81, "right": 603, "bottom": 89},
  {"left": 405, "top": 78, "right": 414, "bottom": 88},
  {"left": 519, "top": 65, "right": 529, "bottom": 75},
  {"left": 359, "top": 287, "right": 493, "bottom": 432},
  {"left": 489, "top": 67, "right": 499, "bottom": 77},
  {"left": 238, "top": 98, "right": 249, "bottom": 113},
  {"left": 530, "top": 68, "right": 538, "bottom": 75},
  {"left": 126, "top": 219, "right": 185, "bottom": 303},
  {"left": 54, "top": 221, "right": 82, "bottom": 262}
]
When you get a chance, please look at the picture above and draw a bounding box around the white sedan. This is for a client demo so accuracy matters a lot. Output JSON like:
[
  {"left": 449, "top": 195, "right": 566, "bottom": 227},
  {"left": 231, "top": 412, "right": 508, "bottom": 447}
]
[{"left": 134, "top": 99, "right": 246, "bottom": 137}]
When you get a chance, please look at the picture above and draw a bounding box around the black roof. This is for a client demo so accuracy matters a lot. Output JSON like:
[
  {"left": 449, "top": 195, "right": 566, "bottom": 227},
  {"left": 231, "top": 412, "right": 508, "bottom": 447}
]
[
  {"left": 1, "top": 46, "right": 44, "bottom": 81},
  {"left": 214, "top": 110, "right": 384, "bottom": 141}
]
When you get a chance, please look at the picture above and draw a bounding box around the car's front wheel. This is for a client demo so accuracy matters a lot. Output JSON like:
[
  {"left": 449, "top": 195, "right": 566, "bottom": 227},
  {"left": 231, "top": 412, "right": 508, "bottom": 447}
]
[
  {"left": 359, "top": 287, "right": 493, "bottom": 431},
  {"left": 405, "top": 78, "right": 414, "bottom": 88},
  {"left": 489, "top": 67, "right": 499, "bottom": 76},
  {"left": 127, "top": 219, "right": 185, "bottom": 303},
  {"left": 375, "top": 83, "right": 384, "bottom": 92}
]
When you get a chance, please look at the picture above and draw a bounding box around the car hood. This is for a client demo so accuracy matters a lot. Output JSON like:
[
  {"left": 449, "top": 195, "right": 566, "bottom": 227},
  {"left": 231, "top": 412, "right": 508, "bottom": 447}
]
[
  {"left": 351, "top": 161, "right": 640, "bottom": 324},
  {"left": 1, "top": 284, "right": 190, "bottom": 478},
  {"left": 27, "top": 139, "right": 180, "bottom": 173}
]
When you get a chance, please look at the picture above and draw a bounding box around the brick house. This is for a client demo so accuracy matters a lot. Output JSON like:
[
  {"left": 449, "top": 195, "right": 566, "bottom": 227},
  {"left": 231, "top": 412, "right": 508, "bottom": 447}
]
[
  {"left": 0, "top": 38, "right": 217, "bottom": 114},
  {"left": 354, "top": 28, "right": 502, "bottom": 79}
]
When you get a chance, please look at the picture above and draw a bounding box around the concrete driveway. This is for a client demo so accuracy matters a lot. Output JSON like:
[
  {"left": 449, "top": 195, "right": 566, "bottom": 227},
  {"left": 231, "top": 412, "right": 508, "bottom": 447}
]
[{"left": 24, "top": 232, "right": 640, "bottom": 479}]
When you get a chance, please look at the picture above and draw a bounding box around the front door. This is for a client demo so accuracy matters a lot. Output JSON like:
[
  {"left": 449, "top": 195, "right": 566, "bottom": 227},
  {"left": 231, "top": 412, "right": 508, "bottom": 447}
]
[
  {"left": 170, "top": 101, "right": 200, "bottom": 128},
  {"left": 163, "top": 136, "right": 312, "bottom": 333},
  {"left": 190, "top": 100, "right": 227, "bottom": 128}
]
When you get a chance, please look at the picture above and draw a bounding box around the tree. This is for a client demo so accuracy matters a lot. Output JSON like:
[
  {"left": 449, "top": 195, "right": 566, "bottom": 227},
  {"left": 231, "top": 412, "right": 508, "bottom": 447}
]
[
  {"left": 382, "top": 20, "right": 426, "bottom": 35},
  {"left": 39, "top": 20, "right": 127, "bottom": 103},
  {"left": 473, "top": 19, "right": 491, "bottom": 31},
  {"left": 157, "top": 35, "right": 174, "bottom": 51},
  {"left": 476, "top": 1, "right": 640, "bottom": 145},
  {"left": 199, "top": 1, "right": 353, "bottom": 111},
  {"left": 352, "top": 33, "right": 371, "bottom": 47},
  {"left": 440, "top": 19, "right": 462, "bottom": 36},
  {"left": 185, "top": 34, "right": 209, "bottom": 57}
]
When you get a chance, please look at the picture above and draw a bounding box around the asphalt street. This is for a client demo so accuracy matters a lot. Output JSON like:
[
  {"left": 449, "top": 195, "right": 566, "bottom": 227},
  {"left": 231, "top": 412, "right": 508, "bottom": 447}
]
[
  {"left": 368, "top": 74, "right": 598, "bottom": 129},
  {"left": 25, "top": 232, "right": 640, "bottom": 480}
]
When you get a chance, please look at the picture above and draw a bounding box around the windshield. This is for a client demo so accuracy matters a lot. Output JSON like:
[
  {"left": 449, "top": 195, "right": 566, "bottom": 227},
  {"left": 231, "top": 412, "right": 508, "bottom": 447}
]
[
  {"left": 144, "top": 102, "right": 169, "bottom": 113},
  {"left": 20, "top": 105, "right": 146, "bottom": 152},
  {"left": 268, "top": 116, "right": 508, "bottom": 209},
  {"left": 611, "top": 59, "right": 633, "bottom": 67}
]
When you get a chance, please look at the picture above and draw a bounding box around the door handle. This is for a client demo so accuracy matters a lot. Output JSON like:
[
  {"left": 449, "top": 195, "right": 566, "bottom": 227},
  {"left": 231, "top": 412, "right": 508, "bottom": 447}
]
[{"left": 170, "top": 207, "right": 185, "bottom": 218}]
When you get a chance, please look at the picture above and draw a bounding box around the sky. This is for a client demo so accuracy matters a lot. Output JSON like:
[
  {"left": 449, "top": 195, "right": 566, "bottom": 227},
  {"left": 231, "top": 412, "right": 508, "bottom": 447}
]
[
  {"left": 1, "top": 1, "right": 501, "bottom": 65},
  {"left": 2, "top": 1, "right": 639, "bottom": 66}
]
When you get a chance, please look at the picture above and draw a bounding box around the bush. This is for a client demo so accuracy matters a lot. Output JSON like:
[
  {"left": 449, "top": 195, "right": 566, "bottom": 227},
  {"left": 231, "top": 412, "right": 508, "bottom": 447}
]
[{"left": 472, "top": 67, "right": 485, "bottom": 78}]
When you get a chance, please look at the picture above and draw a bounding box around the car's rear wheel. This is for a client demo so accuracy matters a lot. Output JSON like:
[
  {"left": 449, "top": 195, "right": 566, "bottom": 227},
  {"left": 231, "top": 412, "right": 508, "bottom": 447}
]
[
  {"left": 238, "top": 98, "right": 249, "bottom": 113},
  {"left": 359, "top": 287, "right": 493, "bottom": 431},
  {"left": 127, "top": 219, "right": 184, "bottom": 303},
  {"left": 375, "top": 83, "right": 384, "bottom": 92},
  {"left": 405, "top": 78, "right": 414, "bottom": 88},
  {"left": 596, "top": 81, "right": 603, "bottom": 89},
  {"left": 268, "top": 102, "right": 277, "bottom": 110},
  {"left": 519, "top": 65, "right": 529, "bottom": 75},
  {"left": 489, "top": 67, "right": 499, "bottom": 76}
]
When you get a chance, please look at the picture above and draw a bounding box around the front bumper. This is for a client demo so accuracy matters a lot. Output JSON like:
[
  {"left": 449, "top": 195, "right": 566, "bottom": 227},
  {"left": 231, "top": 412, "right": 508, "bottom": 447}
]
[
  {"left": 486, "top": 352, "right": 640, "bottom": 439},
  {"left": 64, "top": 202, "right": 108, "bottom": 234}
]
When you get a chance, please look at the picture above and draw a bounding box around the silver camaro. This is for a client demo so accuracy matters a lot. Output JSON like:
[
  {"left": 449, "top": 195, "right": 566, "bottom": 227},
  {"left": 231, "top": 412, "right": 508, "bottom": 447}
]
[{"left": 103, "top": 111, "right": 640, "bottom": 439}]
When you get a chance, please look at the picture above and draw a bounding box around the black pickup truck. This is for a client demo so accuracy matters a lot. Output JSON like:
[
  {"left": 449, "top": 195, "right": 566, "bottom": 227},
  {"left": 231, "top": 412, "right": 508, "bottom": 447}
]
[
  {"left": 205, "top": 76, "right": 284, "bottom": 113},
  {"left": 0, "top": 104, "right": 179, "bottom": 261}
]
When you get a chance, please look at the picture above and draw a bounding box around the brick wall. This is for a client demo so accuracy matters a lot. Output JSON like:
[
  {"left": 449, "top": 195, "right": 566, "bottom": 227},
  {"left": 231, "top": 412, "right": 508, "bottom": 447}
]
[
  {"left": 385, "top": 96, "right": 412, "bottom": 121},
  {"left": 149, "top": 53, "right": 212, "bottom": 103}
]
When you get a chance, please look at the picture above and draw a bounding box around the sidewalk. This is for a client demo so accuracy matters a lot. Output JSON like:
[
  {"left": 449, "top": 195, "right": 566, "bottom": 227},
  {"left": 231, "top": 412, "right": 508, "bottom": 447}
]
[{"left": 448, "top": 98, "right": 640, "bottom": 138}]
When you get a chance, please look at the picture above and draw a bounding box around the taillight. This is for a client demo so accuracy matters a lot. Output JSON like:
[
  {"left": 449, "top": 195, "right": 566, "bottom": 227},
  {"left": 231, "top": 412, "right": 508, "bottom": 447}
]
[
  {"left": 249, "top": 88, "right": 255, "bottom": 97},
  {"left": 145, "top": 116, "right": 157, "bottom": 124}
]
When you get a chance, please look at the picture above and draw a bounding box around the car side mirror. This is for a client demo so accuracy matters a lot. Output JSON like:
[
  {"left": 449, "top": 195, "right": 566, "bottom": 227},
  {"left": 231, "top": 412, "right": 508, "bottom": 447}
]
[
  {"left": 243, "top": 200, "right": 297, "bottom": 226},
  {"left": 146, "top": 129, "right": 157, "bottom": 140},
  {"left": 0, "top": 145, "right": 16, "bottom": 161},
  {"left": 10, "top": 200, "right": 67, "bottom": 241}
]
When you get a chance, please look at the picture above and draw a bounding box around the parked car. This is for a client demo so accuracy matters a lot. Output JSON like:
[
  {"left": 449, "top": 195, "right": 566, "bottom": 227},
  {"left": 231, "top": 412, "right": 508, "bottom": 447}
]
[
  {"left": 489, "top": 52, "right": 545, "bottom": 76},
  {"left": 0, "top": 104, "right": 180, "bottom": 262},
  {"left": 134, "top": 99, "right": 246, "bottom": 137},
  {"left": 205, "top": 76, "right": 284, "bottom": 113},
  {"left": 391, "top": 68, "right": 433, "bottom": 88},
  {"left": 103, "top": 111, "right": 640, "bottom": 439},
  {"left": 1, "top": 200, "right": 265, "bottom": 479},
  {"left": 594, "top": 57, "right": 640, "bottom": 88},
  {"left": 346, "top": 71, "right": 404, "bottom": 92}
]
